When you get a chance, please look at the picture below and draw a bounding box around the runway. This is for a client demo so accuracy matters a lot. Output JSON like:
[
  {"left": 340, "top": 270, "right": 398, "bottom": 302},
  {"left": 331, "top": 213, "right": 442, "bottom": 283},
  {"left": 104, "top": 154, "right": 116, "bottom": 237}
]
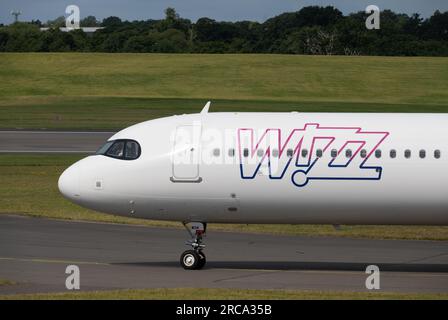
[
  {"left": 0, "top": 215, "right": 447, "bottom": 295},
  {"left": 0, "top": 131, "right": 114, "bottom": 153}
]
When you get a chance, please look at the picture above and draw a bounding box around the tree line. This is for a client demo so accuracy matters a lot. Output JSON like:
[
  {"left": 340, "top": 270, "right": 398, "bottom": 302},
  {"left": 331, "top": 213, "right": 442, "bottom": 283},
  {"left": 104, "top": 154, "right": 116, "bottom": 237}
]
[{"left": 0, "top": 6, "right": 447, "bottom": 56}]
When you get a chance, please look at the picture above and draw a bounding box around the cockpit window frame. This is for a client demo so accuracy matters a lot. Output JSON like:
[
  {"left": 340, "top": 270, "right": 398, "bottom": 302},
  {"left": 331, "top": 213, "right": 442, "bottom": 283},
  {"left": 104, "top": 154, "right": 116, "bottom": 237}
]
[
  {"left": 96, "top": 139, "right": 141, "bottom": 161},
  {"left": 106, "top": 140, "right": 126, "bottom": 159},
  {"left": 95, "top": 141, "right": 114, "bottom": 156}
]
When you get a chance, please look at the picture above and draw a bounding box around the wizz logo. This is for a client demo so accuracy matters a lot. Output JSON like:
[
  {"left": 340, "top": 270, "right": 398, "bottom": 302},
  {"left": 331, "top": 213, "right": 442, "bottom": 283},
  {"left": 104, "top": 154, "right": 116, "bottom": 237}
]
[{"left": 237, "top": 124, "right": 389, "bottom": 188}]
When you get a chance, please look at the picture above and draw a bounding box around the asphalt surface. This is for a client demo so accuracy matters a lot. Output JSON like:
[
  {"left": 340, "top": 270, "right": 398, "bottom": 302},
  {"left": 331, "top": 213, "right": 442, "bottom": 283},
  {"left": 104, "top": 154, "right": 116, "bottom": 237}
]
[
  {"left": 0, "top": 131, "right": 114, "bottom": 153},
  {"left": 0, "top": 215, "right": 447, "bottom": 295}
]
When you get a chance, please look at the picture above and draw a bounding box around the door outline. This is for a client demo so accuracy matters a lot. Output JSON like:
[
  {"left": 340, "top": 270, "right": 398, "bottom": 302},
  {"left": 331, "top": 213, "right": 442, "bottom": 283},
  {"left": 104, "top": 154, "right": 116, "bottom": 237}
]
[{"left": 171, "top": 124, "right": 203, "bottom": 183}]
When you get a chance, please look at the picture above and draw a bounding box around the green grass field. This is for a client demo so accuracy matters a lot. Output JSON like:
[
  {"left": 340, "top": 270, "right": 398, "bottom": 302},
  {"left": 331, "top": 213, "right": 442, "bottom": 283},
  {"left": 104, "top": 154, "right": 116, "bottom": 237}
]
[
  {"left": 1, "top": 154, "right": 447, "bottom": 240},
  {"left": 0, "top": 279, "right": 15, "bottom": 287},
  {"left": 0, "top": 53, "right": 447, "bottom": 130},
  {"left": 1, "top": 288, "right": 447, "bottom": 300}
]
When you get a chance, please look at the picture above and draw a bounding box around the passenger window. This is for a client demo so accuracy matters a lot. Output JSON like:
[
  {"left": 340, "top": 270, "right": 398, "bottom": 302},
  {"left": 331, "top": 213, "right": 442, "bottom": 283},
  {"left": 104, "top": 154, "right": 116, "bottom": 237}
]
[
  {"left": 375, "top": 149, "right": 382, "bottom": 158},
  {"left": 435, "top": 149, "right": 441, "bottom": 159},
  {"left": 331, "top": 149, "right": 337, "bottom": 158},
  {"left": 106, "top": 141, "right": 125, "bottom": 158},
  {"left": 287, "top": 149, "right": 294, "bottom": 158},
  {"left": 301, "top": 149, "right": 308, "bottom": 158},
  {"left": 257, "top": 149, "right": 264, "bottom": 157},
  {"left": 390, "top": 149, "right": 397, "bottom": 159},
  {"left": 125, "top": 141, "right": 140, "bottom": 160},
  {"left": 272, "top": 149, "right": 279, "bottom": 157},
  {"left": 228, "top": 148, "right": 235, "bottom": 157},
  {"left": 213, "top": 148, "right": 220, "bottom": 157},
  {"left": 405, "top": 149, "right": 411, "bottom": 159},
  {"left": 316, "top": 149, "right": 323, "bottom": 158},
  {"left": 360, "top": 149, "right": 367, "bottom": 158},
  {"left": 346, "top": 149, "right": 352, "bottom": 158},
  {"left": 243, "top": 148, "right": 249, "bottom": 157},
  {"left": 419, "top": 150, "right": 426, "bottom": 159}
]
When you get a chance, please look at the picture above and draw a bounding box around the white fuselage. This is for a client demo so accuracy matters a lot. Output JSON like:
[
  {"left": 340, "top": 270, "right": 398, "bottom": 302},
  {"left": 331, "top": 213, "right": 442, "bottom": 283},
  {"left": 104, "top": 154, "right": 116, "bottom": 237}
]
[{"left": 58, "top": 112, "right": 448, "bottom": 225}]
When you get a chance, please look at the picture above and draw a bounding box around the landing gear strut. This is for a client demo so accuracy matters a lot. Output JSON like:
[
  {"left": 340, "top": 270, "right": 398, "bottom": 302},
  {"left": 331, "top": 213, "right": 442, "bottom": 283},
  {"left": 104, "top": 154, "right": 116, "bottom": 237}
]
[{"left": 180, "top": 222, "right": 207, "bottom": 270}]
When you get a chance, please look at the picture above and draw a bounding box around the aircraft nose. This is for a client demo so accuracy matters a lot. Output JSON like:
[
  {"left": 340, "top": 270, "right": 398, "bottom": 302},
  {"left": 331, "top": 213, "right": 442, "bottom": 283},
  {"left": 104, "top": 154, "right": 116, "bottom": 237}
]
[{"left": 58, "top": 165, "right": 80, "bottom": 200}]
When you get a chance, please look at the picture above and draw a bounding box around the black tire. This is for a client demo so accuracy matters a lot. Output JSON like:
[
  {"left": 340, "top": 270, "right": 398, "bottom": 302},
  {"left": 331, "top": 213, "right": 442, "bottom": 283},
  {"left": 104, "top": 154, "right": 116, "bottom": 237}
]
[
  {"left": 180, "top": 250, "right": 200, "bottom": 270},
  {"left": 197, "top": 251, "right": 206, "bottom": 270}
]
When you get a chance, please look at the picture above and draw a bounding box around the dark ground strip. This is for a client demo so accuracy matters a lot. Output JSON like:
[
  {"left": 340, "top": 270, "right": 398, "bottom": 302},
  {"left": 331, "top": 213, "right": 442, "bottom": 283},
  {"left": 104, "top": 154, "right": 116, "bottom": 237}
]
[{"left": 0, "top": 215, "right": 447, "bottom": 294}]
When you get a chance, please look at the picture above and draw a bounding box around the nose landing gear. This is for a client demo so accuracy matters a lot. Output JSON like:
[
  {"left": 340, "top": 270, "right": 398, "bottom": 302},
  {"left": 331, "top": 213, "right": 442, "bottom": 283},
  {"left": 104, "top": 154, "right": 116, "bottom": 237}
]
[{"left": 180, "top": 222, "right": 207, "bottom": 270}]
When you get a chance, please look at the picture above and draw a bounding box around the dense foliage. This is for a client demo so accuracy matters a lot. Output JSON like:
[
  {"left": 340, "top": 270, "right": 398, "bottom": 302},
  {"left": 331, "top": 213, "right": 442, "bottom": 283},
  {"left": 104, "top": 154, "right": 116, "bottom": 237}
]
[{"left": 0, "top": 6, "right": 447, "bottom": 56}]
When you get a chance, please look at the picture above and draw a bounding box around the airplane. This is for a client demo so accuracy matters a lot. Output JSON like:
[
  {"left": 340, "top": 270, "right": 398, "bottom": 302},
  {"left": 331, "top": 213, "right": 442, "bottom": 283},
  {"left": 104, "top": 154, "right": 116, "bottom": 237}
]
[{"left": 58, "top": 102, "right": 448, "bottom": 270}]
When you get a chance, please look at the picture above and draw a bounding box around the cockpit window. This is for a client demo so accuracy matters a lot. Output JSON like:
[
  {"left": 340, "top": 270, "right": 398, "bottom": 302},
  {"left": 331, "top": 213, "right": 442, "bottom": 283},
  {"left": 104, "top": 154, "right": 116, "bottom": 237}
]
[
  {"left": 106, "top": 141, "right": 125, "bottom": 158},
  {"left": 95, "top": 141, "right": 114, "bottom": 155},
  {"left": 125, "top": 141, "right": 140, "bottom": 159},
  {"left": 96, "top": 139, "right": 141, "bottom": 160}
]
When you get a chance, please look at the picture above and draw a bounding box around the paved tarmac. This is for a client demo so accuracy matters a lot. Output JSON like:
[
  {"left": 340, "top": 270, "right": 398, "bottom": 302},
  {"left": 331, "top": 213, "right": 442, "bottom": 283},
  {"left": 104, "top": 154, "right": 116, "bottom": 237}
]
[
  {"left": 0, "top": 215, "right": 447, "bottom": 295},
  {"left": 0, "top": 131, "right": 114, "bottom": 153}
]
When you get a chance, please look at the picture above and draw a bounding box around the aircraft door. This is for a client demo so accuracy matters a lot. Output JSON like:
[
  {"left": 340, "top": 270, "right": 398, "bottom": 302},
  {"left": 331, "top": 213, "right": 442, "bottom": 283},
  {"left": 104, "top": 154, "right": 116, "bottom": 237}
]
[{"left": 171, "top": 124, "right": 202, "bottom": 182}]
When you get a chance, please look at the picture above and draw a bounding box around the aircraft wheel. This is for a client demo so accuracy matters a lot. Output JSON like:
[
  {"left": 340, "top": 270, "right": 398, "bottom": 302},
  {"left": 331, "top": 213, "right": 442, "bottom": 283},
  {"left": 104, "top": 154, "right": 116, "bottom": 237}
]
[
  {"left": 180, "top": 250, "right": 201, "bottom": 270},
  {"left": 197, "top": 251, "right": 206, "bottom": 270}
]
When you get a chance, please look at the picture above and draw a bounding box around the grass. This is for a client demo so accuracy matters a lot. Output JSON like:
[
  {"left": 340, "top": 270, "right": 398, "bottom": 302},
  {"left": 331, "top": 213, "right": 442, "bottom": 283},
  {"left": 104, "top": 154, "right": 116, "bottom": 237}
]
[
  {"left": 0, "top": 154, "right": 447, "bottom": 241},
  {"left": 0, "top": 53, "right": 447, "bottom": 130},
  {"left": 0, "top": 279, "right": 15, "bottom": 287},
  {"left": 0, "top": 288, "right": 447, "bottom": 300}
]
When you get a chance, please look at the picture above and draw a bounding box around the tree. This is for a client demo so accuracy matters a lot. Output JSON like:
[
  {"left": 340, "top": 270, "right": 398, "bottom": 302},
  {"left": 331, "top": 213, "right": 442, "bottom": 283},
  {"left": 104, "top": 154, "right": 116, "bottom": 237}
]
[
  {"left": 0, "top": 28, "right": 9, "bottom": 51},
  {"left": 403, "top": 14, "right": 424, "bottom": 37},
  {"left": 3, "top": 23, "right": 43, "bottom": 51},
  {"left": 45, "top": 16, "right": 66, "bottom": 28},
  {"left": 123, "top": 35, "right": 155, "bottom": 52},
  {"left": 151, "top": 29, "right": 189, "bottom": 53},
  {"left": 31, "top": 20, "right": 43, "bottom": 27},
  {"left": 289, "top": 26, "right": 337, "bottom": 55},
  {"left": 194, "top": 18, "right": 240, "bottom": 42},
  {"left": 258, "top": 6, "right": 343, "bottom": 53},
  {"left": 156, "top": 7, "right": 191, "bottom": 37},
  {"left": 70, "top": 29, "right": 89, "bottom": 51},
  {"left": 101, "top": 32, "right": 126, "bottom": 52},
  {"left": 81, "top": 16, "right": 99, "bottom": 27},
  {"left": 295, "top": 6, "right": 343, "bottom": 27},
  {"left": 424, "top": 10, "right": 448, "bottom": 40},
  {"left": 165, "top": 8, "right": 179, "bottom": 22},
  {"left": 101, "top": 16, "right": 123, "bottom": 29},
  {"left": 0, "top": 6, "right": 447, "bottom": 56}
]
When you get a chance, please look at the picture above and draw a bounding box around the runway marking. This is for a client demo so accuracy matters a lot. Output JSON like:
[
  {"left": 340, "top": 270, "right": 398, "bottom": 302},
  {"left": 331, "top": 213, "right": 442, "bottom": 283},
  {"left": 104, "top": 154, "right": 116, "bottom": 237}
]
[
  {"left": 216, "top": 268, "right": 448, "bottom": 277},
  {"left": 214, "top": 268, "right": 362, "bottom": 277},
  {"left": 0, "top": 257, "right": 110, "bottom": 266},
  {"left": 218, "top": 268, "right": 282, "bottom": 273},
  {"left": 213, "top": 270, "right": 281, "bottom": 284},
  {"left": 212, "top": 269, "right": 364, "bottom": 285},
  {"left": 406, "top": 253, "right": 448, "bottom": 264},
  {"left": 296, "top": 270, "right": 448, "bottom": 277}
]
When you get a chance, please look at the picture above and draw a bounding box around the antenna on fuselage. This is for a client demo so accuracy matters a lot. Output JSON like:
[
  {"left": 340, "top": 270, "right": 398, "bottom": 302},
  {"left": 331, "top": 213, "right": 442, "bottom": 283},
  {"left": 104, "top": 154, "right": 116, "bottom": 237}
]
[{"left": 200, "top": 101, "right": 211, "bottom": 115}]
